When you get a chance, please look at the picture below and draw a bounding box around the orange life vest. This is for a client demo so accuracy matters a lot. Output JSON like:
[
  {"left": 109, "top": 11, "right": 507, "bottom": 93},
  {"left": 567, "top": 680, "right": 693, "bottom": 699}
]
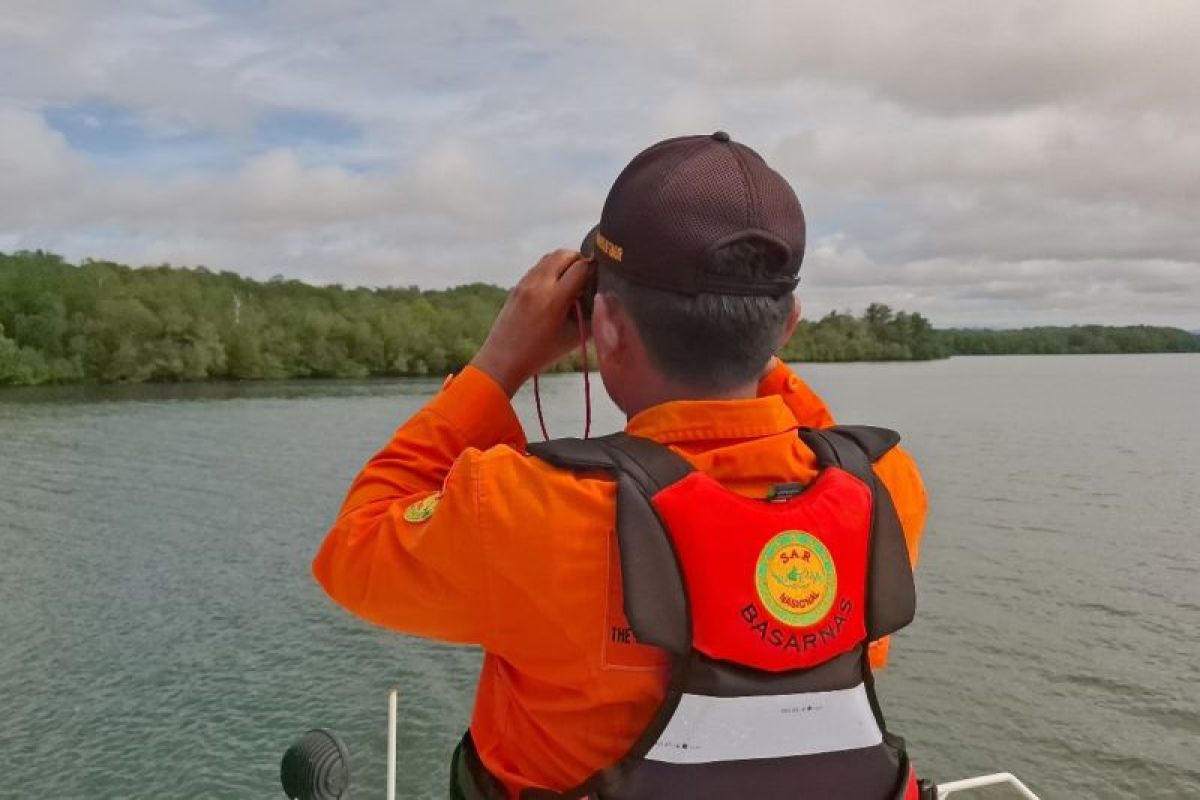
[{"left": 454, "top": 426, "right": 927, "bottom": 800}]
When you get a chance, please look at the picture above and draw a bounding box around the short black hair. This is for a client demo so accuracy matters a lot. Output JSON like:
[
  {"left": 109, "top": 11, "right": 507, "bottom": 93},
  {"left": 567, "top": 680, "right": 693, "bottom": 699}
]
[{"left": 598, "top": 238, "right": 795, "bottom": 391}]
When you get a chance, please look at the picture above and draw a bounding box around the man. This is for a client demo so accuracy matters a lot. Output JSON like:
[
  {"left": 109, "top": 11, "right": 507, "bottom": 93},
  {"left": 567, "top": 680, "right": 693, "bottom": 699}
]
[{"left": 314, "top": 132, "right": 928, "bottom": 799}]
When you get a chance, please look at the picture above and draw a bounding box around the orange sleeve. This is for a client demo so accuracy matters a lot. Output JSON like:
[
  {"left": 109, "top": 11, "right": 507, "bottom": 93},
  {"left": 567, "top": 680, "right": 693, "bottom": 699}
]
[
  {"left": 757, "top": 360, "right": 837, "bottom": 428},
  {"left": 312, "top": 366, "right": 526, "bottom": 646},
  {"left": 760, "top": 361, "right": 928, "bottom": 668},
  {"left": 873, "top": 447, "right": 927, "bottom": 572}
]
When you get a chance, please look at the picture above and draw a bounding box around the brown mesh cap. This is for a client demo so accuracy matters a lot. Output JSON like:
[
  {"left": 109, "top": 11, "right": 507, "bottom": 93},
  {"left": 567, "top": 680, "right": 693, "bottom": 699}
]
[{"left": 583, "top": 131, "right": 804, "bottom": 297}]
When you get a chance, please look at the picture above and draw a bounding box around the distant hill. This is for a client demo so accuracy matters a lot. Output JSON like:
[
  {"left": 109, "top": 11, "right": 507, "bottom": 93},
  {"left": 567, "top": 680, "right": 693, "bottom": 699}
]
[{"left": 2, "top": 250, "right": 1198, "bottom": 386}]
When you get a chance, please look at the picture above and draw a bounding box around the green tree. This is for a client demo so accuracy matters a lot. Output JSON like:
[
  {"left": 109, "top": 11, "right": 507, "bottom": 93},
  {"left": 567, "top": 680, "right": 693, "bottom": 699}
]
[{"left": 1, "top": 250, "right": 1196, "bottom": 388}]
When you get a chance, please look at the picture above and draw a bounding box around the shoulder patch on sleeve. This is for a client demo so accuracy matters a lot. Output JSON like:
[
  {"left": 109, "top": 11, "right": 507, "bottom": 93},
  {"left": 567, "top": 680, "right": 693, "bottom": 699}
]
[{"left": 403, "top": 492, "right": 441, "bottom": 524}]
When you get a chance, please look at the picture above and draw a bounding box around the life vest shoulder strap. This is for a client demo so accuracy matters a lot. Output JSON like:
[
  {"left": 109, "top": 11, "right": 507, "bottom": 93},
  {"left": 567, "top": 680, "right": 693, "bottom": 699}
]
[
  {"left": 528, "top": 433, "right": 694, "bottom": 654},
  {"left": 800, "top": 425, "right": 915, "bottom": 641},
  {"left": 528, "top": 432, "right": 694, "bottom": 492},
  {"left": 798, "top": 424, "right": 901, "bottom": 482}
]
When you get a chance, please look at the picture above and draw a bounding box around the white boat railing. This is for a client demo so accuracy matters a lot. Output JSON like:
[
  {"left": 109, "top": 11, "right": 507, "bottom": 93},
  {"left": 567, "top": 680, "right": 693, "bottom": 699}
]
[
  {"left": 387, "top": 689, "right": 399, "bottom": 800},
  {"left": 384, "top": 689, "right": 1039, "bottom": 800},
  {"left": 938, "top": 771, "right": 1041, "bottom": 798}
]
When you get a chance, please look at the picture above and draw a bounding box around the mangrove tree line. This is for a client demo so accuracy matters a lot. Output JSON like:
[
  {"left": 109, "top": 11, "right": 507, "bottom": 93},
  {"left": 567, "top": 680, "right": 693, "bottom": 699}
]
[{"left": 1, "top": 250, "right": 1195, "bottom": 386}]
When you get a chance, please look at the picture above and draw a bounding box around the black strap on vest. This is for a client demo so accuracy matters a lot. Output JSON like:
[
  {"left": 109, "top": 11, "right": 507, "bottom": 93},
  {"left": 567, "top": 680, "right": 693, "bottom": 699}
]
[
  {"left": 451, "top": 733, "right": 509, "bottom": 800},
  {"left": 529, "top": 432, "right": 696, "bottom": 654},
  {"left": 797, "top": 426, "right": 916, "bottom": 640}
]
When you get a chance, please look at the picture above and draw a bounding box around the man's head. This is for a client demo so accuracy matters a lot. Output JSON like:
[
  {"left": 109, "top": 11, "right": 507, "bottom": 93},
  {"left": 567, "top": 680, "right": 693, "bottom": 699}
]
[{"left": 583, "top": 133, "right": 805, "bottom": 415}]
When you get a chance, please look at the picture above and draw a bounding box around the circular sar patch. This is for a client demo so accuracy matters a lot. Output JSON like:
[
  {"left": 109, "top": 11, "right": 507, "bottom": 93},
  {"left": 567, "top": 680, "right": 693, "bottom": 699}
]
[
  {"left": 403, "top": 493, "right": 441, "bottom": 524},
  {"left": 755, "top": 531, "right": 837, "bottom": 627}
]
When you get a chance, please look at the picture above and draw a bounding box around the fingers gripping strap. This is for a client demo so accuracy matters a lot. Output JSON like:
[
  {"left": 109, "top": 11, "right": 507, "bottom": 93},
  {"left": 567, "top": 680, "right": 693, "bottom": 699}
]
[{"left": 528, "top": 434, "right": 693, "bottom": 654}]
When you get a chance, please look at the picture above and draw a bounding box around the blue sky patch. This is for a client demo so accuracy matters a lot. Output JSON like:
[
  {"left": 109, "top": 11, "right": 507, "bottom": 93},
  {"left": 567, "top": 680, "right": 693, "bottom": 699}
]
[
  {"left": 44, "top": 99, "right": 148, "bottom": 157},
  {"left": 254, "top": 107, "right": 362, "bottom": 149},
  {"left": 44, "top": 99, "right": 230, "bottom": 173},
  {"left": 43, "top": 100, "right": 366, "bottom": 174}
]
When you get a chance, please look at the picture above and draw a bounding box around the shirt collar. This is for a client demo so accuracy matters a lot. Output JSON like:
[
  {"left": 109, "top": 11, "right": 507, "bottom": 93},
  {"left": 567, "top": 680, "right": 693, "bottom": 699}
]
[{"left": 625, "top": 395, "right": 799, "bottom": 444}]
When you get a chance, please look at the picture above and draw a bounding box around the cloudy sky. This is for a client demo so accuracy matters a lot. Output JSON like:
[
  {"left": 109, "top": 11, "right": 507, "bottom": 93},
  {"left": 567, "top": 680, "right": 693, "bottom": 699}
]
[{"left": 2, "top": 1, "right": 1198, "bottom": 327}]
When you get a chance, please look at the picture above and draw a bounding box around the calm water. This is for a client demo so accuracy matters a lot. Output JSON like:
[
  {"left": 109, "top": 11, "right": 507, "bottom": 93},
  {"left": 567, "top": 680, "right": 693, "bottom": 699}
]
[{"left": 1, "top": 355, "right": 1198, "bottom": 800}]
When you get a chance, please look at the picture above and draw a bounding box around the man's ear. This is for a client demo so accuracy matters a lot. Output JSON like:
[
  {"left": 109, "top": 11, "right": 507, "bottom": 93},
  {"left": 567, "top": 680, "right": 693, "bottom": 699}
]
[
  {"left": 778, "top": 297, "right": 800, "bottom": 349},
  {"left": 592, "top": 293, "right": 623, "bottom": 362}
]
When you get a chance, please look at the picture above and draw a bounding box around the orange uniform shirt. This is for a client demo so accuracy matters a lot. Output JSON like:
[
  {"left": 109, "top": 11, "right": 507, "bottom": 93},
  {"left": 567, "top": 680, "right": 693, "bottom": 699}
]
[{"left": 313, "top": 362, "right": 927, "bottom": 796}]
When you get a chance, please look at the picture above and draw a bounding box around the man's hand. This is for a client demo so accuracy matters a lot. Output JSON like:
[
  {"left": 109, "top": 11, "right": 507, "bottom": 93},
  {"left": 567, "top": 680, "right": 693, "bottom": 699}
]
[{"left": 470, "top": 250, "right": 593, "bottom": 397}]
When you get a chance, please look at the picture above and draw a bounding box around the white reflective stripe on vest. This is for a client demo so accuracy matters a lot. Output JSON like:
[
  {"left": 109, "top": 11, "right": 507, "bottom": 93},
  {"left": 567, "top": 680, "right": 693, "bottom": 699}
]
[{"left": 645, "top": 683, "right": 883, "bottom": 764}]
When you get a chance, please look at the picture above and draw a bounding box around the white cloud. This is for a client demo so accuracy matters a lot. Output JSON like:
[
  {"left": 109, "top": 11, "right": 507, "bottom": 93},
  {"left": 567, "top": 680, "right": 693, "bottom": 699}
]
[
  {"left": 0, "top": 1, "right": 1197, "bottom": 327},
  {"left": 0, "top": 109, "right": 89, "bottom": 223}
]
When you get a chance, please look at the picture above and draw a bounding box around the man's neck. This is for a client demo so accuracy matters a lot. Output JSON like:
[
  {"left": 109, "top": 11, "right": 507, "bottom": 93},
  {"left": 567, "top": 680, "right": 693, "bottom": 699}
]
[{"left": 622, "top": 379, "right": 759, "bottom": 420}]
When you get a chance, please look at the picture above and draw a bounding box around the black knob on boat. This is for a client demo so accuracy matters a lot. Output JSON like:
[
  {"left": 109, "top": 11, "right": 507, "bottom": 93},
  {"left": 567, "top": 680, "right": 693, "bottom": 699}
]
[{"left": 281, "top": 728, "right": 351, "bottom": 800}]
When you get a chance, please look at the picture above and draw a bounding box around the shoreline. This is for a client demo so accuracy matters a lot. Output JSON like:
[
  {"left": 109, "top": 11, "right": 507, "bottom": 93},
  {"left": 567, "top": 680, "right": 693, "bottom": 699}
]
[{"left": 2, "top": 350, "right": 1198, "bottom": 392}]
